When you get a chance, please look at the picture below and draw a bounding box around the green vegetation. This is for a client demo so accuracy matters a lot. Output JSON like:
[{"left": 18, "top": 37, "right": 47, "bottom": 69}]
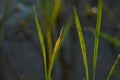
[
  {"left": 73, "top": 6, "right": 89, "bottom": 80},
  {"left": 33, "top": 0, "right": 120, "bottom": 80},
  {"left": 73, "top": 0, "right": 103, "bottom": 80},
  {"left": 33, "top": 6, "right": 47, "bottom": 80},
  {"left": 107, "top": 54, "right": 120, "bottom": 80},
  {"left": 84, "top": 28, "right": 120, "bottom": 47},
  {"left": 1, "top": 0, "right": 119, "bottom": 80},
  {"left": 33, "top": 0, "right": 72, "bottom": 80},
  {"left": 92, "top": 0, "right": 103, "bottom": 80}
]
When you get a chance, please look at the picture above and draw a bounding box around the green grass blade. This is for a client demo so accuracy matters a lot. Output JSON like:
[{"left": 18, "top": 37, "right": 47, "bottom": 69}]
[
  {"left": 48, "top": 28, "right": 62, "bottom": 80},
  {"left": 73, "top": 7, "right": 89, "bottom": 80},
  {"left": 84, "top": 28, "right": 120, "bottom": 47},
  {"left": 98, "top": 32, "right": 120, "bottom": 47},
  {"left": 92, "top": 0, "right": 103, "bottom": 80},
  {"left": 47, "top": 16, "right": 72, "bottom": 80},
  {"left": 107, "top": 54, "right": 120, "bottom": 80},
  {"left": 51, "top": 0, "right": 61, "bottom": 25},
  {"left": 61, "top": 15, "right": 73, "bottom": 44},
  {"left": 33, "top": 6, "right": 47, "bottom": 80}
]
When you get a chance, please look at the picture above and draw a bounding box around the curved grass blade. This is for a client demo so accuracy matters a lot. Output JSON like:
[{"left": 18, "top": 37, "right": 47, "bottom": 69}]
[
  {"left": 84, "top": 28, "right": 120, "bottom": 47},
  {"left": 100, "top": 34, "right": 120, "bottom": 47},
  {"left": 61, "top": 15, "right": 73, "bottom": 44},
  {"left": 33, "top": 6, "right": 47, "bottom": 80},
  {"left": 47, "top": 16, "right": 73, "bottom": 80},
  {"left": 73, "top": 7, "right": 89, "bottom": 80},
  {"left": 92, "top": 0, "right": 102, "bottom": 80},
  {"left": 107, "top": 54, "right": 120, "bottom": 80}
]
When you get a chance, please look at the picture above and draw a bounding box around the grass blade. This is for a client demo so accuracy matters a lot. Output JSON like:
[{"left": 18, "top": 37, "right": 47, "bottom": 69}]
[
  {"left": 47, "top": 28, "right": 62, "bottom": 80},
  {"left": 73, "top": 7, "right": 89, "bottom": 80},
  {"left": 61, "top": 15, "right": 73, "bottom": 44},
  {"left": 92, "top": 0, "right": 103, "bottom": 80},
  {"left": 107, "top": 54, "right": 120, "bottom": 80},
  {"left": 33, "top": 6, "right": 47, "bottom": 80},
  {"left": 51, "top": 0, "right": 61, "bottom": 25},
  {"left": 84, "top": 28, "right": 120, "bottom": 47},
  {"left": 47, "top": 16, "right": 72, "bottom": 80}
]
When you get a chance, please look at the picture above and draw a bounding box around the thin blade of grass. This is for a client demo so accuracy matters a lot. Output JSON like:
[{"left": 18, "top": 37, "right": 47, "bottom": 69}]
[
  {"left": 33, "top": 6, "right": 47, "bottom": 80},
  {"left": 98, "top": 32, "right": 120, "bottom": 47},
  {"left": 92, "top": 0, "right": 102, "bottom": 80},
  {"left": 61, "top": 15, "right": 73, "bottom": 44},
  {"left": 51, "top": 0, "right": 61, "bottom": 25},
  {"left": 47, "top": 28, "right": 62, "bottom": 80},
  {"left": 50, "top": 0, "right": 61, "bottom": 33},
  {"left": 73, "top": 7, "right": 89, "bottom": 80},
  {"left": 47, "top": 16, "right": 72, "bottom": 80},
  {"left": 84, "top": 28, "right": 120, "bottom": 47},
  {"left": 107, "top": 54, "right": 120, "bottom": 80}
]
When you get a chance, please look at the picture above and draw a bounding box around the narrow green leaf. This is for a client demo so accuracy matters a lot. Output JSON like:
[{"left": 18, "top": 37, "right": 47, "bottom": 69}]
[
  {"left": 33, "top": 6, "right": 47, "bottom": 80},
  {"left": 47, "top": 16, "right": 72, "bottom": 80},
  {"left": 84, "top": 28, "right": 120, "bottom": 47},
  {"left": 50, "top": 0, "right": 61, "bottom": 32},
  {"left": 61, "top": 15, "right": 73, "bottom": 44},
  {"left": 99, "top": 32, "right": 120, "bottom": 47},
  {"left": 107, "top": 54, "right": 120, "bottom": 80},
  {"left": 48, "top": 28, "right": 62, "bottom": 80},
  {"left": 92, "top": 0, "right": 103, "bottom": 80},
  {"left": 73, "top": 7, "right": 89, "bottom": 80},
  {"left": 51, "top": 0, "right": 61, "bottom": 25}
]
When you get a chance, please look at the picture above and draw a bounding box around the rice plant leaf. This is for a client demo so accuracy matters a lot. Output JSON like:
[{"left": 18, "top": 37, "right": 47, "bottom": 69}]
[
  {"left": 61, "top": 15, "right": 73, "bottom": 44},
  {"left": 107, "top": 54, "right": 120, "bottom": 80},
  {"left": 51, "top": 0, "right": 61, "bottom": 30},
  {"left": 47, "top": 16, "right": 72, "bottom": 80},
  {"left": 98, "top": 32, "right": 120, "bottom": 47},
  {"left": 47, "top": 28, "right": 62, "bottom": 80},
  {"left": 84, "top": 28, "right": 120, "bottom": 47},
  {"left": 51, "top": 0, "right": 61, "bottom": 23},
  {"left": 92, "top": 0, "right": 102, "bottom": 80},
  {"left": 73, "top": 6, "right": 89, "bottom": 80},
  {"left": 33, "top": 6, "right": 47, "bottom": 80}
]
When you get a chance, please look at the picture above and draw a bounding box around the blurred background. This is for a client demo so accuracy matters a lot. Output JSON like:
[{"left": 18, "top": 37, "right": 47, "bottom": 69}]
[{"left": 0, "top": 0, "right": 120, "bottom": 80}]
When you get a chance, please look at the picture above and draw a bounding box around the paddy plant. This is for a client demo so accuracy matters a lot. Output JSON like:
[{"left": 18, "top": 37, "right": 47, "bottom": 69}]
[
  {"left": 73, "top": 7, "right": 89, "bottom": 80},
  {"left": 33, "top": 0, "right": 72, "bottom": 80},
  {"left": 33, "top": 0, "right": 120, "bottom": 80},
  {"left": 74, "top": 0, "right": 120, "bottom": 80}
]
